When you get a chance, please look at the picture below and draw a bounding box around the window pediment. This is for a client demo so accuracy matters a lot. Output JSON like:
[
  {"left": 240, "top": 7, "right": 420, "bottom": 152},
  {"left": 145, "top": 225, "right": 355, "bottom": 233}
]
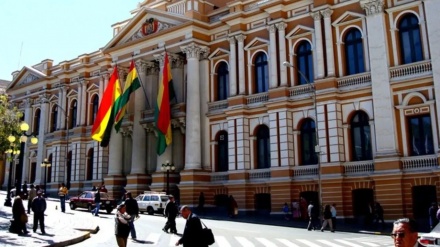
[{"left": 332, "top": 11, "right": 365, "bottom": 27}]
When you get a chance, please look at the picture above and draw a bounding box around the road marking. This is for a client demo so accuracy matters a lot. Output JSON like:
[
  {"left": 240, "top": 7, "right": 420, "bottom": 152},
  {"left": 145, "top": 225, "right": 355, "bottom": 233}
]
[
  {"left": 256, "top": 237, "right": 278, "bottom": 247},
  {"left": 235, "top": 236, "right": 255, "bottom": 247},
  {"left": 359, "top": 242, "right": 379, "bottom": 246},
  {"left": 317, "top": 239, "right": 345, "bottom": 247},
  {"left": 276, "top": 238, "right": 301, "bottom": 247},
  {"left": 335, "top": 239, "right": 364, "bottom": 247},
  {"left": 168, "top": 234, "right": 180, "bottom": 246},
  {"left": 296, "top": 239, "right": 322, "bottom": 247},
  {"left": 215, "top": 236, "right": 232, "bottom": 247}
]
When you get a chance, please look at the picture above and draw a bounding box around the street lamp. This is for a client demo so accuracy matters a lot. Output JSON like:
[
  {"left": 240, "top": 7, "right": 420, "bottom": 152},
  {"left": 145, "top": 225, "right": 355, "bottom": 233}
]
[
  {"left": 283, "top": 61, "right": 323, "bottom": 210},
  {"left": 4, "top": 136, "right": 20, "bottom": 206},
  {"left": 40, "top": 158, "right": 51, "bottom": 197},
  {"left": 16, "top": 121, "right": 38, "bottom": 199},
  {"left": 161, "top": 160, "right": 175, "bottom": 195}
]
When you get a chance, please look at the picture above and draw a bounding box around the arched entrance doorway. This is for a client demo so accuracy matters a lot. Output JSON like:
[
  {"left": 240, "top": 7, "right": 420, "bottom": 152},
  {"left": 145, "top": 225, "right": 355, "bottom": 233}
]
[
  {"left": 255, "top": 193, "right": 271, "bottom": 215},
  {"left": 413, "top": 185, "right": 436, "bottom": 230},
  {"left": 352, "top": 188, "right": 374, "bottom": 225}
]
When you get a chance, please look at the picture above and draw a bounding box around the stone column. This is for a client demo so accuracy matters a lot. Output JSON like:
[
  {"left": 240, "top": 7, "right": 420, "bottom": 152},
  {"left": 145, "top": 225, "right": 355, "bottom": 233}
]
[
  {"left": 424, "top": 0, "right": 440, "bottom": 143},
  {"left": 34, "top": 96, "right": 48, "bottom": 185},
  {"left": 79, "top": 81, "right": 87, "bottom": 126},
  {"left": 321, "top": 8, "right": 335, "bottom": 77},
  {"left": 269, "top": 112, "right": 280, "bottom": 167},
  {"left": 180, "top": 43, "right": 208, "bottom": 169},
  {"left": 57, "top": 87, "right": 64, "bottom": 130},
  {"left": 227, "top": 118, "right": 236, "bottom": 170},
  {"left": 360, "top": 0, "right": 398, "bottom": 156},
  {"left": 200, "top": 53, "right": 210, "bottom": 169},
  {"left": 228, "top": 36, "right": 237, "bottom": 97},
  {"left": 169, "top": 55, "right": 185, "bottom": 103},
  {"left": 311, "top": 11, "right": 325, "bottom": 79},
  {"left": 276, "top": 23, "right": 288, "bottom": 86},
  {"left": 278, "top": 110, "right": 293, "bottom": 166},
  {"left": 268, "top": 24, "right": 278, "bottom": 88},
  {"left": 22, "top": 99, "right": 32, "bottom": 183},
  {"left": 236, "top": 34, "right": 246, "bottom": 94}
]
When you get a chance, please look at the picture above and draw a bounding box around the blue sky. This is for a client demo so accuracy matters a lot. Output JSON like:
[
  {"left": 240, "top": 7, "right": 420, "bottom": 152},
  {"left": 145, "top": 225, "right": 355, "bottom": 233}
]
[{"left": 0, "top": 0, "right": 140, "bottom": 81}]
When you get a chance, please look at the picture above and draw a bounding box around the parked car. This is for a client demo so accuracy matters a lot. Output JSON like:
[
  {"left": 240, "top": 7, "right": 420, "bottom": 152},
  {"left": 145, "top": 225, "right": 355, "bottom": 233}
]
[
  {"left": 69, "top": 191, "right": 118, "bottom": 214},
  {"left": 419, "top": 223, "right": 440, "bottom": 246},
  {"left": 135, "top": 191, "right": 169, "bottom": 215}
]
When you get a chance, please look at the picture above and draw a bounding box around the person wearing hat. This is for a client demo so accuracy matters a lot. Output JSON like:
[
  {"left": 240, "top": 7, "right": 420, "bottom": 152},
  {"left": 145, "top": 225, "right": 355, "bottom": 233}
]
[
  {"left": 124, "top": 192, "right": 139, "bottom": 240},
  {"left": 115, "top": 202, "right": 131, "bottom": 247},
  {"left": 31, "top": 190, "right": 47, "bottom": 234},
  {"left": 163, "top": 194, "right": 178, "bottom": 234}
]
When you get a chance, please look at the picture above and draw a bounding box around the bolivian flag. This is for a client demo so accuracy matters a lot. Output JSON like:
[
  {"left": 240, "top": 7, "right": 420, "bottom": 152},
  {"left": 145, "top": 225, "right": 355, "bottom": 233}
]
[
  {"left": 155, "top": 52, "right": 174, "bottom": 155},
  {"left": 114, "top": 60, "right": 140, "bottom": 132},
  {"left": 91, "top": 66, "right": 121, "bottom": 147}
]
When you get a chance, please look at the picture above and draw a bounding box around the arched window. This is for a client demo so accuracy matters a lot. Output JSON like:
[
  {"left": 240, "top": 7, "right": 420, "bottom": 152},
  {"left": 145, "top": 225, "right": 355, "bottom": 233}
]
[
  {"left": 69, "top": 100, "right": 77, "bottom": 129},
  {"left": 408, "top": 114, "right": 434, "bottom": 156},
  {"left": 51, "top": 106, "right": 58, "bottom": 132},
  {"left": 87, "top": 148, "right": 94, "bottom": 180},
  {"left": 399, "top": 14, "right": 423, "bottom": 64},
  {"left": 351, "top": 111, "right": 372, "bottom": 161},
  {"left": 300, "top": 119, "right": 317, "bottom": 165},
  {"left": 91, "top": 95, "right": 99, "bottom": 125},
  {"left": 217, "top": 62, "right": 229, "bottom": 101},
  {"left": 296, "top": 41, "right": 314, "bottom": 84},
  {"left": 254, "top": 52, "right": 269, "bottom": 93},
  {"left": 256, "top": 125, "right": 270, "bottom": 169},
  {"left": 33, "top": 109, "right": 41, "bottom": 134},
  {"left": 345, "top": 29, "right": 365, "bottom": 75},
  {"left": 217, "top": 131, "right": 228, "bottom": 172}
]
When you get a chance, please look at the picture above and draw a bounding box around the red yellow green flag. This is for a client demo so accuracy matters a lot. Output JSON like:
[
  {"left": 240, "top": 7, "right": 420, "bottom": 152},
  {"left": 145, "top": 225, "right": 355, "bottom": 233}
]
[
  {"left": 91, "top": 66, "right": 121, "bottom": 146},
  {"left": 114, "top": 60, "right": 141, "bottom": 132},
  {"left": 155, "top": 52, "right": 174, "bottom": 155}
]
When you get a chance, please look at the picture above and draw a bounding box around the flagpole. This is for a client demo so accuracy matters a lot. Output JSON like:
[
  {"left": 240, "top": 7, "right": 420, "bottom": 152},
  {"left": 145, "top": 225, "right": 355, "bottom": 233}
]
[{"left": 132, "top": 55, "right": 151, "bottom": 108}]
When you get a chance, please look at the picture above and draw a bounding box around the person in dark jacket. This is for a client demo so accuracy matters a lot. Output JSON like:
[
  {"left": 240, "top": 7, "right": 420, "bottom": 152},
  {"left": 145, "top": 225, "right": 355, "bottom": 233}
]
[
  {"left": 12, "top": 196, "right": 28, "bottom": 235},
  {"left": 321, "top": 204, "right": 334, "bottom": 232},
  {"left": 115, "top": 203, "right": 131, "bottom": 247},
  {"left": 124, "top": 192, "right": 139, "bottom": 240},
  {"left": 91, "top": 191, "right": 101, "bottom": 216},
  {"left": 163, "top": 194, "right": 178, "bottom": 234},
  {"left": 175, "top": 205, "right": 207, "bottom": 247},
  {"left": 429, "top": 202, "right": 439, "bottom": 230},
  {"left": 307, "top": 201, "right": 320, "bottom": 230},
  {"left": 31, "top": 190, "right": 47, "bottom": 234}
]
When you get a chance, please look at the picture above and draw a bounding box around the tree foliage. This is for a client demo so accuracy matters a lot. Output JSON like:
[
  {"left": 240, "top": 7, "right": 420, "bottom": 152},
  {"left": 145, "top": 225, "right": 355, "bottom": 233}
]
[{"left": 0, "top": 94, "right": 23, "bottom": 154}]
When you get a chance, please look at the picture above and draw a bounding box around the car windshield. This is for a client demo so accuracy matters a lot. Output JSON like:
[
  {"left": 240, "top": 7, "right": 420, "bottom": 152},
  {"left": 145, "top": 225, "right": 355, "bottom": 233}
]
[{"left": 161, "top": 196, "right": 169, "bottom": 202}]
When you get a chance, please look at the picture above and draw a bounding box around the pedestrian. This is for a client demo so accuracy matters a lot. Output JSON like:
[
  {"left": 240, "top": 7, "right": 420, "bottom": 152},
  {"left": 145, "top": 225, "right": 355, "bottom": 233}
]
[
  {"left": 292, "top": 200, "right": 300, "bottom": 219},
  {"left": 282, "top": 202, "right": 290, "bottom": 220},
  {"left": 31, "top": 190, "right": 46, "bottom": 234},
  {"left": 124, "top": 192, "right": 139, "bottom": 240},
  {"left": 163, "top": 194, "right": 178, "bottom": 234},
  {"left": 58, "top": 182, "right": 68, "bottom": 213},
  {"left": 307, "top": 201, "right": 319, "bottom": 231},
  {"left": 300, "top": 197, "right": 308, "bottom": 220},
  {"left": 374, "top": 202, "right": 385, "bottom": 228},
  {"left": 175, "top": 205, "right": 208, "bottom": 247},
  {"left": 365, "top": 202, "right": 374, "bottom": 226},
  {"left": 12, "top": 196, "right": 28, "bottom": 235},
  {"left": 23, "top": 181, "right": 28, "bottom": 199},
  {"left": 391, "top": 218, "right": 418, "bottom": 247},
  {"left": 228, "top": 195, "right": 238, "bottom": 218},
  {"left": 429, "top": 202, "right": 438, "bottom": 230},
  {"left": 330, "top": 203, "right": 337, "bottom": 230},
  {"left": 27, "top": 184, "right": 37, "bottom": 214},
  {"left": 115, "top": 203, "right": 131, "bottom": 247},
  {"left": 321, "top": 204, "right": 334, "bottom": 232},
  {"left": 91, "top": 185, "right": 97, "bottom": 191},
  {"left": 198, "top": 192, "right": 205, "bottom": 214},
  {"left": 91, "top": 190, "right": 101, "bottom": 216},
  {"left": 100, "top": 184, "right": 108, "bottom": 193}
]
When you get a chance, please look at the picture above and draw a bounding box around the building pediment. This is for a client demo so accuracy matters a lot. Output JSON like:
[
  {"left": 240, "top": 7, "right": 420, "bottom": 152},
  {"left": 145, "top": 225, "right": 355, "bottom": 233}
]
[
  {"left": 8, "top": 66, "right": 46, "bottom": 90},
  {"left": 286, "top": 25, "right": 314, "bottom": 39},
  {"left": 208, "top": 48, "right": 230, "bottom": 59},
  {"left": 244, "top": 37, "right": 269, "bottom": 50},
  {"left": 332, "top": 11, "right": 365, "bottom": 26}
]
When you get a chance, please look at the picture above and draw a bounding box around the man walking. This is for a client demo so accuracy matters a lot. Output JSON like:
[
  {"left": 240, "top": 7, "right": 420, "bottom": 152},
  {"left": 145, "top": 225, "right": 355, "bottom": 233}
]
[
  {"left": 58, "top": 183, "right": 68, "bottom": 213},
  {"left": 27, "top": 184, "right": 37, "bottom": 214},
  {"left": 31, "top": 190, "right": 46, "bottom": 234},
  {"left": 307, "top": 201, "right": 319, "bottom": 231},
  {"left": 124, "top": 192, "right": 139, "bottom": 240},
  {"left": 163, "top": 194, "right": 178, "bottom": 234},
  {"left": 391, "top": 218, "right": 418, "bottom": 247},
  {"left": 91, "top": 190, "right": 101, "bottom": 216},
  {"left": 175, "top": 205, "right": 208, "bottom": 247}
]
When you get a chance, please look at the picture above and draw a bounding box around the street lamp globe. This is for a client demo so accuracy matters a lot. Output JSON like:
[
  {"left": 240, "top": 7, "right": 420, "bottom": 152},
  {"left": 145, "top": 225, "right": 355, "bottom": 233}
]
[
  {"left": 30, "top": 136, "right": 38, "bottom": 144},
  {"left": 7, "top": 135, "right": 16, "bottom": 143},
  {"left": 20, "top": 135, "right": 28, "bottom": 143},
  {"left": 19, "top": 121, "right": 29, "bottom": 131}
]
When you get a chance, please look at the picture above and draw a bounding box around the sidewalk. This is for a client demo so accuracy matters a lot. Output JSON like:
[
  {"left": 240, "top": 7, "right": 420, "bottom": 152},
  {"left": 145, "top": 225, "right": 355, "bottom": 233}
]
[{"left": 0, "top": 191, "right": 98, "bottom": 247}]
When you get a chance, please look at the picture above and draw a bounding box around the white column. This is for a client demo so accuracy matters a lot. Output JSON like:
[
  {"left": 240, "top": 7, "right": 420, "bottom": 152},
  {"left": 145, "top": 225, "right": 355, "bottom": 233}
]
[
  {"left": 79, "top": 81, "right": 87, "bottom": 126},
  {"left": 311, "top": 11, "right": 325, "bottom": 79},
  {"left": 321, "top": 8, "right": 335, "bottom": 77},
  {"left": 268, "top": 24, "right": 278, "bottom": 88},
  {"left": 360, "top": 0, "right": 397, "bottom": 155},
  {"left": 228, "top": 37, "right": 237, "bottom": 97},
  {"left": 276, "top": 23, "right": 288, "bottom": 86},
  {"left": 35, "top": 97, "right": 48, "bottom": 185},
  {"left": 424, "top": 0, "right": 440, "bottom": 143},
  {"left": 22, "top": 99, "right": 32, "bottom": 183},
  {"left": 57, "top": 88, "right": 63, "bottom": 130},
  {"left": 200, "top": 54, "right": 210, "bottom": 169},
  {"left": 278, "top": 110, "right": 293, "bottom": 166},
  {"left": 269, "top": 112, "right": 280, "bottom": 167},
  {"left": 107, "top": 127, "right": 124, "bottom": 176},
  {"left": 181, "top": 43, "right": 208, "bottom": 169},
  {"left": 236, "top": 34, "right": 246, "bottom": 94},
  {"left": 227, "top": 119, "right": 236, "bottom": 170}
]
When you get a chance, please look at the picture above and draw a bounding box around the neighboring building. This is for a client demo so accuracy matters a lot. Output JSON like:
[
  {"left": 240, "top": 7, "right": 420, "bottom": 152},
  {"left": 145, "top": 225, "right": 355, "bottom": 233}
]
[
  {"left": 4, "top": 0, "right": 440, "bottom": 222},
  {"left": 0, "top": 79, "right": 8, "bottom": 94}
]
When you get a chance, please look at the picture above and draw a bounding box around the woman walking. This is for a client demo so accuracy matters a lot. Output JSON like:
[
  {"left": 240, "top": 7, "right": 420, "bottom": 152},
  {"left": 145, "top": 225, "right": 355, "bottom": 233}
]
[
  {"left": 321, "top": 204, "right": 334, "bottom": 232},
  {"left": 115, "top": 203, "right": 131, "bottom": 247}
]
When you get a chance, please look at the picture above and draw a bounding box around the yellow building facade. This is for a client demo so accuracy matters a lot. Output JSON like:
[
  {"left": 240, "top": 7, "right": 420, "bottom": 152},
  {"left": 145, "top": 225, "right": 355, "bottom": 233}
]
[{"left": 4, "top": 0, "right": 440, "bottom": 222}]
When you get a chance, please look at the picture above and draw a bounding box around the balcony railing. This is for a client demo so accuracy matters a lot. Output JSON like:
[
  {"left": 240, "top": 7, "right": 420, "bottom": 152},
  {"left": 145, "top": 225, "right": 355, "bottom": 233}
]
[
  {"left": 208, "top": 100, "right": 228, "bottom": 111},
  {"left": 337, "top": 72, "right": 371, "bottom": 88},
  {"left": 246, "top": 92, "right": 269, "bottom": 104},
  {"left": 292, "top": 165, "right": 318, "bottom": 177},
  {"left": 390, "top": 60, "right": 432, "bottom": 79},
  {"left": 211, "top": 172, "right": 229, "bottom": 182},
  {"left": 167, "top": 0, "right": 186, "bottom": 15},
  {"left": 248, "top": 169, "right": 271, "bottom": 180},
  {"left": 289, "top": 84, "right": 314, "bottom": 97},
  {"left": 343, "top": 161, "right": 374, "bottom": 175},
  {"left": 402, "top": 155, "right": 438, "bottom": 171},
  {"left": 244, "top": 0, "right": 271, "bottom": 11}
]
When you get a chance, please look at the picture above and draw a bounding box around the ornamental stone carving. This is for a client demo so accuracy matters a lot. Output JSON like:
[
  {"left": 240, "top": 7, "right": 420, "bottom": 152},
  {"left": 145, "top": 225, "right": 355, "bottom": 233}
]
[
  {"left": 310, "top": 11, "right": 322, "bottom": 21},
  {"left": 360, "top": 0, "right": 384, "bottom": 15},
  {"left": 321, "top": 8, "right": 333, "bottom": 18},
  {"left": 267, "top": 24, "right": 277, "bottom": 33},
  {"left": 181, "top": 43, "right": 209, "bottom": 60}
]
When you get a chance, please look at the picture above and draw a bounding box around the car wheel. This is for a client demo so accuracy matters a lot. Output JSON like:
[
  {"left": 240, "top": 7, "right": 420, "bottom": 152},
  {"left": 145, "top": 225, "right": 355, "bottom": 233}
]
[
  {"left": 70, "top": 202, "right": 76, "bottom": 210},
  {"left": 88, "top": 204, "right": 93, "bottom": 212},
  {"left": 147, "top": 207, "right": 154, "bottom": 215}
]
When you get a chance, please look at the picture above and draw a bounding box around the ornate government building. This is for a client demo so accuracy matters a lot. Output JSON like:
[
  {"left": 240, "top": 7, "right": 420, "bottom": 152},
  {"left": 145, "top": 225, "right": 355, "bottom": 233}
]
[{"left": 3, "top": 0, "right": 440, "bottom": 221}]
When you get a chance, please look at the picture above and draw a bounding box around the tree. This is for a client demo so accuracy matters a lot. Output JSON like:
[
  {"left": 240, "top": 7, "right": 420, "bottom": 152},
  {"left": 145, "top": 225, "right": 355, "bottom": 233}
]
[{"left": 0, "top": 94, "right": 23, "bottom": 154}]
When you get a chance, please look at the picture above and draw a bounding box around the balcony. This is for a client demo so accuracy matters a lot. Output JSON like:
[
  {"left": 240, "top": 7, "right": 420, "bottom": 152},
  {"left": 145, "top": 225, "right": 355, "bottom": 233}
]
[
  {"left": 208, "top": 100, "right": 228, "bottom": 112},
  {"left": 167, "top": 0, "right": 185, "bottom": 15},
  {"left": 292, "top": 165, "right": 318, "bottom": 178},
  {"left": 390, "top": 60, "right": 432, "bottom": 80},
  {"left": 343, "top": 161, "right": 374, "bottom": 175},
  {"left": 402, "top": 155, "right": 438, "bottom": 171},
  {"left": 288, "top": 84, "right": 314, "bottom": 98},
  {"left": 248, "top": 169, "right": 271, "bottom": 180},
  {"left": 337, "top": 72, "right": 371, "bottom": 89},
  {"left": 246, "top": 92, "right": 269, "bottom": 105},
  {"left": 211, "top": 172, "right": 229, "bottom": 182}
]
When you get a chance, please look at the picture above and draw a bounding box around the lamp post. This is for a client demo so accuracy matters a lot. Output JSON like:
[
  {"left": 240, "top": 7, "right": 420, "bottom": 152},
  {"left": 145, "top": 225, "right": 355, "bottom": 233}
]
[
  {"left": 16, "top": 121, "right": 38, "bottom": 199},
  {"left": 41, "top": 158, "right": 51, "bottom": 197},
  {"left": 161, "top": 160, "right": 175, "bottom": 195},
  {"left": 283, "top": 61, "right": 323, "bottom": 209},
  {"left": 4, "top": 136, "right": 19, "bottom": 206}
]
